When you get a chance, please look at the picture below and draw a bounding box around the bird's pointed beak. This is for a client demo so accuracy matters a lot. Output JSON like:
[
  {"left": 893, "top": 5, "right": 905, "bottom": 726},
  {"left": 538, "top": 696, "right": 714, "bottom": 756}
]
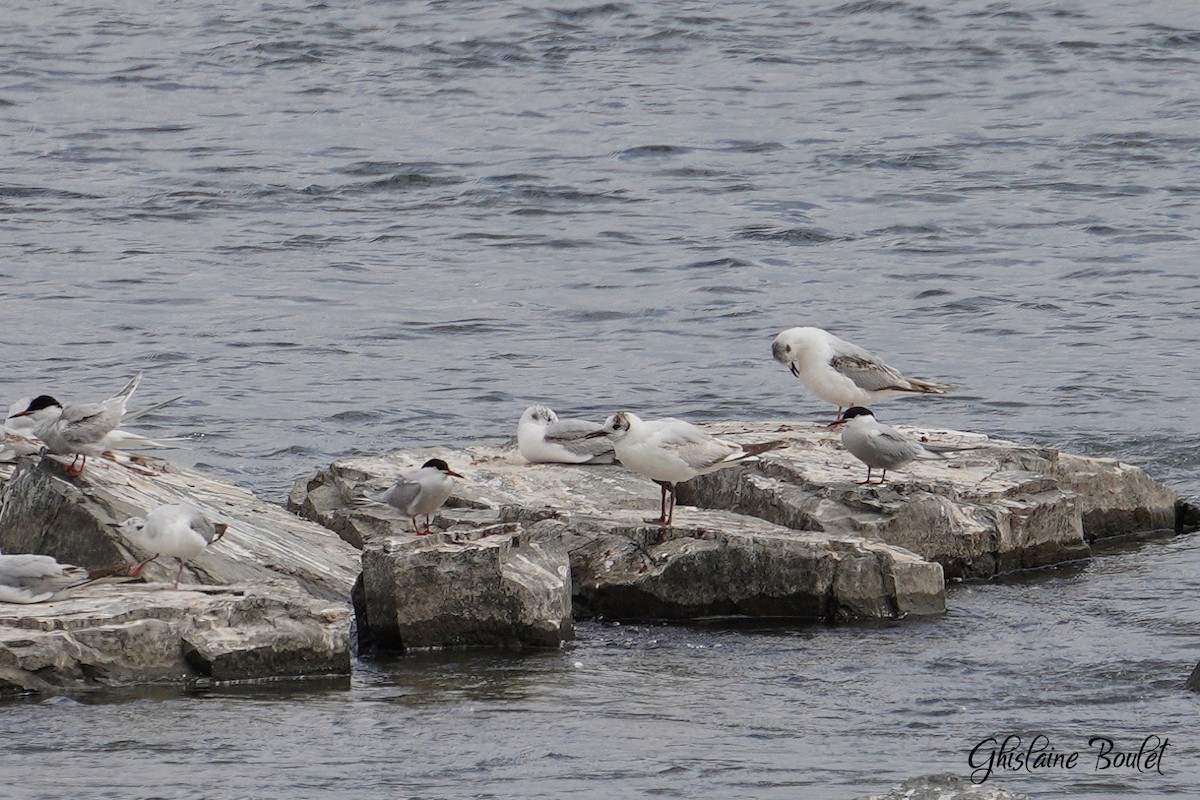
[
  {"left": 447, "top": 469, "right": 464, "bottom": 479},
  {"left": 9, "top": 410, "right": 30, "bottom": 418},
  {"left": 828, "top": 419, "right": 847, "bottom": 430},
  {"left": 585, "top": 429, "right": 609, "bottom": 439},
  {"left": 788, "top": 363, "right": 800, "bottom": 378},
  {"left": 212, "top": 522, "right": 229, "bottom": 541}
]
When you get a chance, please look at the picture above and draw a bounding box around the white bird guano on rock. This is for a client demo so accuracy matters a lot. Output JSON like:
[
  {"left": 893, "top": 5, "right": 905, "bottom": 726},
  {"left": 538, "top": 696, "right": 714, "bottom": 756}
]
[
  {"left": 587, "top": 412, "right": 787, "bottom": 526},
  {"left": 355, "top": 458, "right": 464, "bottom": 535},
  {"left": 832, "top": 406, "right": 948, "bottom": 484},
  {"left": 771, "top": 326, "right": 946, "bottom": 423},
  {"left": 115, "top": 503, "right": 229, "bottom": 589},
  {"left": 517, "top": 404, "right": 615, "bottom": 464}
]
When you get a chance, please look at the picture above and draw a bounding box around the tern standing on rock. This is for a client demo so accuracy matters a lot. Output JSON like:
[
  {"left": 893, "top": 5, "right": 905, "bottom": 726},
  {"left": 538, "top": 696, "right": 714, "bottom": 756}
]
[
  {"left": 9, "top": 372, "right": 148, "bottom": 477},
  {"left": 832, "top": 406, "right": 947, "bottom": 484},
  {"left": 587, "top": 412, "right": 787, "bottom": 527},
  {"left": 771, "top": 327, "right": 946, "bottom": 423},
  {"left": 517, "top": 404, "right": 615, "bottom": 464},
  {"left": 356, "top": 458, "right": 464, "bottom": 535},
  {"left": 115, "top": 503, "right": 228, "bottom": 589}
]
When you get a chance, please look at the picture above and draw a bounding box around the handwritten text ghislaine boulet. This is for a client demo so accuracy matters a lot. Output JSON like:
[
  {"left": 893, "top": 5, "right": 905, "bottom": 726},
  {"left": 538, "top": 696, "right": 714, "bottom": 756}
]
[{"left": 968, "top": 734, "right": 1169, "bottom": 784}]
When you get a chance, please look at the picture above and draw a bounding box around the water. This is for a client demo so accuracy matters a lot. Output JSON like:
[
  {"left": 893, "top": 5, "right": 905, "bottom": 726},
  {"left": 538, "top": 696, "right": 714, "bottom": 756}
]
[{"left": 2, "top": 1, "right": 1199, "bottom": 797}]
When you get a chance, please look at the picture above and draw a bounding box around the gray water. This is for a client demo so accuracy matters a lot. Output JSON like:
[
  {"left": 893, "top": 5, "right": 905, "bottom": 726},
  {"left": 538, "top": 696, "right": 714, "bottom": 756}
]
[{"left": 3, "top": 1, "right": 1200, "bottom": 797}]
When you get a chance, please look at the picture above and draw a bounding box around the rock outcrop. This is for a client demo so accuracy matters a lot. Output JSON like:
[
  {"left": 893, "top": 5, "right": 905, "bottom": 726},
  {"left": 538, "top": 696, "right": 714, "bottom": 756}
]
[
  {"left": 1, "top": 456, "right": 360, "bottom": 599},
  {"left": 290, "top": 439, "right": 948, "bottom": 624},
  {"left": 677, "top": 422, "right": 1183, "bottom": 579},
  {"left": 291, "top": 420, "right": 1192, "bottom": 627},
  {"left": 0, "top": 454, "right": 361, "bottom": 695},
  {"left": 0, "top": 583, "right": 349, "bottom": 698},
  {"left": 359, "top": 528, "right": 573, "bottom": 651}
]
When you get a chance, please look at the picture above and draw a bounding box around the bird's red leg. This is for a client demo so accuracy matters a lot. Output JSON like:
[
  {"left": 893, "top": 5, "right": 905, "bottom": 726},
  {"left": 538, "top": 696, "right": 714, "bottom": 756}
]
[
  {"left": 643, "top": 481, "right": 670, "bottom": 525},
  {"left": 129, "top": 554, "right": 159, "bottom": 577},
  {"left": 664, "top": 483, "right": 676, "bottom": 526}
]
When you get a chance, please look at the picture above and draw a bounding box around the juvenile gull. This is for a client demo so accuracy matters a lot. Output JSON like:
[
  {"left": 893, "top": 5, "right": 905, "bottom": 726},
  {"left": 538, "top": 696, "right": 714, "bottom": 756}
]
[
  {"left": 587, "top": 412, "right": 787, "bottom": 526},
  {"left": 517, "top": 404, "right": 615, "bottom": 464},
  {"left": 832, "top": 406, "right": 947, "bottom": 484},
  {"left": 355, "top": 458, "right": 464, "bottom": 535},
  {"left": 115, "top": 503, "right": 228, "bottom": 589},
  {"left": 771, "top": 327, "right": 946, "bottom": 423},
  {"left": 0, "top": 553, "right": 92, "bottom": 604}
]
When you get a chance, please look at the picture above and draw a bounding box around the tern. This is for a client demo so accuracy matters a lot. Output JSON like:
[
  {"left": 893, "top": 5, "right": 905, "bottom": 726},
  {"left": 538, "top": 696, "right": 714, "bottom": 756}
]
[
  {"left": 517, "top": 404, "right": 615, "bottom": 464},
  {"left": 832, "top": 406, "right": 947, "bottom": 484},
  {"left": 355, "top": 458, "right": 464, "bottom": 535},
  {"left": 771, "top": 327, "right": 946, "bottom": 423},
  {"left": 587, "top": 412, "right": 786, "bottom": 526},
  {"left": 7, "top": 372, "right": 180, "bottom": 476}
]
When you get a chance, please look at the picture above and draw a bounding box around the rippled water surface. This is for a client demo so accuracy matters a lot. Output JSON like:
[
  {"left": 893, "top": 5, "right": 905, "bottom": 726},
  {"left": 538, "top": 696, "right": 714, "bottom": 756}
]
[{"left": 3, "top": 1, "right": 1199, "bottom": 797}]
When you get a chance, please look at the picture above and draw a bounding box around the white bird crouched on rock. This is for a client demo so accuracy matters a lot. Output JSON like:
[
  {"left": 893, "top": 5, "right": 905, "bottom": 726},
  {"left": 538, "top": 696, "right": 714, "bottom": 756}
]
[
  {"left": 355, "top": 458, "right": 463, "bottom": 535},
  {"left": 115, "top": 503, "right": 228, "bottom": 589},
  {"left": 832, "top": 406, "right": 948, "bottom": 484},
  {"left": 771, "top": 327, "right": 946, "bottom": 423},
  {"left": 517, "top": 404, "right": 615, "bottom": 464},
  {"left": 0, "top": 553, "right": 94, "bottom": 604},
  {"left": 587, "top": 412, "right": 787, "bottom": 527}
]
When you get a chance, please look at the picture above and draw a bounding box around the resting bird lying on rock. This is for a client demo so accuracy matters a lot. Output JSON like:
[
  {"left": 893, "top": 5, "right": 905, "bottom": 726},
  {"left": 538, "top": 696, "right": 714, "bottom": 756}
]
[
  {"left": 771, "top": 327, "right": 947, "bottom": 423},
  {"left": 0, "top": 552, "right": 93, "bottom": 604},
  {"left": 517, "top": 404, "right": 615, "bottom": 464},
  {"left": 587, "top": 412, "right": 787, "bottom": 527},
  {"left": 115, "top": 503, "right": 228, "bottom": 589},
  {"left": 355, "top": 458, "right": 464, "bottom": 535}
]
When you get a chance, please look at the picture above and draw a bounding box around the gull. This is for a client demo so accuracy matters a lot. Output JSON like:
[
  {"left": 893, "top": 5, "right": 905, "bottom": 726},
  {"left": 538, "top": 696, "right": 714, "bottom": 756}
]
[
  {"left": 832, "top": 407, "right": 947, "bottom": 484},
  {"left": 0, "top": 553, "right": 93, "bottom": 604},
  {"left": 114, "top": 503, "right": 228, "bottom": 589},
  {"left": 517, "top": 404, "right": 615, "bottom": 464},
  {"left": 355, "top": 458, "right": 464, "bottom": 535},
  {"left": 771, "top": 327, "right": 946, "bottom": 422},
  {"left": 587, "top": 412, "right": 787, "bottom": 526},
  {"left": 8, "top": 372, "right": 168, "bottom": 477}
]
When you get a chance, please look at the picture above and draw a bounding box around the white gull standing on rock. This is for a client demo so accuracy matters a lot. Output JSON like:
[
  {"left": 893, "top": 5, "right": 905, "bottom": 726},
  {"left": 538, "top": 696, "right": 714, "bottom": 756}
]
[
  {"left": 771, "top": 326, "right": 946, "bottom": 423},
  {"left": 587, "top": 412, "right": 787, "bottom": 527},
  {"left": 115, "top": 503, "right": 228, "bottom": 589},
  {"left": 517, "top": 404, "right": 615, "bottom": 464}
]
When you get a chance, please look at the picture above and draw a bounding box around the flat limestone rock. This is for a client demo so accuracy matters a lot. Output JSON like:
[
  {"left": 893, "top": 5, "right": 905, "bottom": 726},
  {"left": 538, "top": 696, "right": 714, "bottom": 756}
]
[
  {"left": 290, "top": 441, "right": 946, "bottom": 622},
  {"left": 678, "top": 421, "right": 1185, "bottom": 579},
  {"left": 1, "top": 455, "right": 361, "bottom": 601},
  {"left": 360, "top": 529, "right": 573, "bottom": 650},
  {"left": 0, "top": 583, "right": 350, "bottom": 697}
]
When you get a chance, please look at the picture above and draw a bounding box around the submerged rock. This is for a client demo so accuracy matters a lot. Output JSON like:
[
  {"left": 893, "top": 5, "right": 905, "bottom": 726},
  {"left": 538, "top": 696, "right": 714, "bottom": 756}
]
[
  {"left": 0, "top": 583, "right": 349, "bottom": 697},
  {"left": 855, "top": 773, "right": 1030, "bottom": 799}
]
